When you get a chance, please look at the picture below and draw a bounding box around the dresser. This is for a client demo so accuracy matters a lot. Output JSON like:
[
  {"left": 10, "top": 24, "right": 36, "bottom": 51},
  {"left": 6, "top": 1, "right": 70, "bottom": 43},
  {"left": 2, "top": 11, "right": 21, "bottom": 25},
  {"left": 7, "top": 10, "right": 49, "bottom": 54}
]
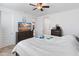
[
  {"left": 16, "top": 30, "right": 33, "bottom": 44},
  {"left": 16, "top": 22, "right": 34, "bottom": 44}
]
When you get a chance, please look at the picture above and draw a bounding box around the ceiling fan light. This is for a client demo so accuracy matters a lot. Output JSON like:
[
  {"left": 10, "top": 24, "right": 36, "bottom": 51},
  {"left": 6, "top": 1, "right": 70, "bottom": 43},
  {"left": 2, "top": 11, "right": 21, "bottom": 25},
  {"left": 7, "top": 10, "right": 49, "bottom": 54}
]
[{"left": 37, "top": 6, "right": 42, "bottom": 9}]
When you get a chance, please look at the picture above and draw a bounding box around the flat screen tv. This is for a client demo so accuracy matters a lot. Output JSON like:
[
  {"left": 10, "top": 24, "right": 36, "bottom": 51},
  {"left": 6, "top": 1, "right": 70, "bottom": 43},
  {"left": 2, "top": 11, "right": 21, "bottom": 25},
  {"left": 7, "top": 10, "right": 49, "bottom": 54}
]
[{"left": 18, "top": 22, "right": 32, "bottom": 32}]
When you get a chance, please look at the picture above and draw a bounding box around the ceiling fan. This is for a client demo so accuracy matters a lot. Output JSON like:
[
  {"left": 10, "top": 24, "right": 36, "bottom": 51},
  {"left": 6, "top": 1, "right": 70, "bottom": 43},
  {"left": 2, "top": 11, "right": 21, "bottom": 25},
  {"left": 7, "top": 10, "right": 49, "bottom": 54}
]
[{"left": 29, "top": 3, "right": 50, "bottom": 11}]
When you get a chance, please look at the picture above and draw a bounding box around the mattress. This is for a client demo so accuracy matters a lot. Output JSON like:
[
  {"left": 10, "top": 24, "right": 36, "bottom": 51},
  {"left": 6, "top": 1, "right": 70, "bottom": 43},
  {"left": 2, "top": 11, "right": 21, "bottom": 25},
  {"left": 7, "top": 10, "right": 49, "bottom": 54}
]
[{"left": 12, "top": 35, "right": 79, "bottom": 56}]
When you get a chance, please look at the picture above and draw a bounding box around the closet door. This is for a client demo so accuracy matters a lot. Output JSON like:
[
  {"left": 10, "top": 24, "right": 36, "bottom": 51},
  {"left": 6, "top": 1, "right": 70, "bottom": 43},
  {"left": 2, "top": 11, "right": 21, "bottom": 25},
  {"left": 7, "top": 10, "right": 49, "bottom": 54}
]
[
  {"left": 1, "top": 11, "right": 15, "bottom": 47},
  {"left": 0, "top": 11, "right": 3, "bottom": 48}
]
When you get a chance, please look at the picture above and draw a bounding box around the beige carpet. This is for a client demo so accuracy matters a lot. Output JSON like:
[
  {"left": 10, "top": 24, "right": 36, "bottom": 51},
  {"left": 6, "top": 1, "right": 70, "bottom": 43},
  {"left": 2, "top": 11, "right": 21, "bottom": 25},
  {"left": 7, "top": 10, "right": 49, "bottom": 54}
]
[{"left": 0, "top": 45, "right": 15, "bottom": 56}]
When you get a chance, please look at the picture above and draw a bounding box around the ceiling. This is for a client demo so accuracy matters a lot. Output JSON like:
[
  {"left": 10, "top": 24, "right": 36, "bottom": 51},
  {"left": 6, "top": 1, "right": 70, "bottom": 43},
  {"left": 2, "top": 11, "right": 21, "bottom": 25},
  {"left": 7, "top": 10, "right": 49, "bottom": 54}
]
[{"left": 0, "top": 3, "right": 79, "bottom": 17}]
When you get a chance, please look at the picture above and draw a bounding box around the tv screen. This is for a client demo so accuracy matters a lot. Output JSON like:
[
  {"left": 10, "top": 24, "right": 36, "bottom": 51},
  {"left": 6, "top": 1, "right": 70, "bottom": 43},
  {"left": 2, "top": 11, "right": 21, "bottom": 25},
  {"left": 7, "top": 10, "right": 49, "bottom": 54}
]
[{"left": 18, "top": 22, "right": 32, "bottom": 32}]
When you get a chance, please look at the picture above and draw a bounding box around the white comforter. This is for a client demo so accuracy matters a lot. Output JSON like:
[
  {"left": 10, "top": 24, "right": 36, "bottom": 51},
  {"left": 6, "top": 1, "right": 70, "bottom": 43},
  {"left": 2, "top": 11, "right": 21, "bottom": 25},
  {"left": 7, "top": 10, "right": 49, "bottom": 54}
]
[{"left": 12, "top": 35, "right": 79, "bottom": 56}]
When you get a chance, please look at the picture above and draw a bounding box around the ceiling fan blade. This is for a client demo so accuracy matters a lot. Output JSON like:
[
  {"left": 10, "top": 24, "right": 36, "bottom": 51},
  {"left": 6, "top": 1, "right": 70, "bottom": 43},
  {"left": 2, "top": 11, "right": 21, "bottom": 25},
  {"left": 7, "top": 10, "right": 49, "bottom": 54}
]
[
  {"left": 33, "top": 8, "right": 37, "bottom": 10},
  {"left": 40, "top": 9, "right": 43, "bottom": 11},
  {"left": 29, "top": 4, "right": 36, "bottom": 6},
  {"left": 39, "top": 3, "right": 42, "bottom": 5},
  {"left": 42, "top": 6, "right": 49, "bottom": 8}
]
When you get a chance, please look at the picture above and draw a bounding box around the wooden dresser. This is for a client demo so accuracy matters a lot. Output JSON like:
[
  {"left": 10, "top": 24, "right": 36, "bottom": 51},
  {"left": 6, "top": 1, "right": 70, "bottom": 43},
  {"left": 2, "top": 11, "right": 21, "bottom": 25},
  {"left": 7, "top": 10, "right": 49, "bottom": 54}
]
[{"left": 16, "top": 30, "right": 33, "bottom": 44}]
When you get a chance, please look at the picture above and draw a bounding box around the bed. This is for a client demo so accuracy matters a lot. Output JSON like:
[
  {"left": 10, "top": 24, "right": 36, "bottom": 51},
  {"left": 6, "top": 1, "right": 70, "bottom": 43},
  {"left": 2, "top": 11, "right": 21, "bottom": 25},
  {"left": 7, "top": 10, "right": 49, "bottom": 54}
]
[{"left": 12, "top": 35, "right": 79, "bottom": 56}]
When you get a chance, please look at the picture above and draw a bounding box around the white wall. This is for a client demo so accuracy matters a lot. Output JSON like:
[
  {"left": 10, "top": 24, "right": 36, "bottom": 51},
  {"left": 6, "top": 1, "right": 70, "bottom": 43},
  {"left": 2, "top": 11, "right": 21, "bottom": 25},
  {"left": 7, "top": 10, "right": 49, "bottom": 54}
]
[
  {"left": 0, "top": 6, "right": 35, "bottom": 48},
  {"left": 38, "top": 9, "right": 79, "bottom": 35}
]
